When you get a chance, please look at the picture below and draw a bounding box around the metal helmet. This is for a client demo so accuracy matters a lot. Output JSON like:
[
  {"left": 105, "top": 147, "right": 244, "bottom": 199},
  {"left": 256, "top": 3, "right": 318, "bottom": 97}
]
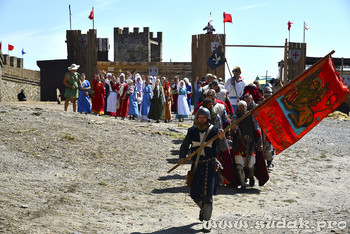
[
  {"left": 263, "top": 86, "right": 273, "bottom": 96},
  {"left": 196, "top": 107, "right": 211, "bottom": 120}
]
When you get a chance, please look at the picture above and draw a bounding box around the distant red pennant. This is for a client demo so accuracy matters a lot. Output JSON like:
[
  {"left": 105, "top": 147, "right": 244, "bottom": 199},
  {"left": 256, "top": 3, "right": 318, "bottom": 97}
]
[
  {"left": 8, "top": 44, "right": 14, "bottom": 51},
  {"left": 88, "top": 9, "right": 94, "bottom": 20},
  {"left": 223, "top": 12, "right": 232, "bottom": 23}
]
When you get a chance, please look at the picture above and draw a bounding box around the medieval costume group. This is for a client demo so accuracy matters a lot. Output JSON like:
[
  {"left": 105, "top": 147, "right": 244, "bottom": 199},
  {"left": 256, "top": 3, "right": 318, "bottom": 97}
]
[
  {"left": 64, "top": 63, "right": 283, "bottom": 226},
  {"left": 63, "top": 64, "right": 195, "bottom": 123},
  {"left": 177, "top": 66, "right": 283, "bottom": 226}
]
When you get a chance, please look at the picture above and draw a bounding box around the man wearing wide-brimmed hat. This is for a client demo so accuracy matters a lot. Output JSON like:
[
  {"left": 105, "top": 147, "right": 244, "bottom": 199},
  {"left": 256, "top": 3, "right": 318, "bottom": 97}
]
[
  {"left": 63, "top": 64, "right": 81, "bottom": 112},
  {"left": 224, "top": 66, "right": 246, "bottom": 113}
]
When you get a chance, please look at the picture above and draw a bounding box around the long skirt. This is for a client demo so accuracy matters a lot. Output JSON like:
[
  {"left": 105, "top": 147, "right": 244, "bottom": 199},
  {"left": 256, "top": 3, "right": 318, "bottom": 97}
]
[
  {"left": 106, "top": 91, "right": 117, "bottom": 115},
  {"left": 176, "top": 95, "right": 190, "bottom": 118},
  {"left": 78, "top": 91, "right": 91, "bottom": 113}
]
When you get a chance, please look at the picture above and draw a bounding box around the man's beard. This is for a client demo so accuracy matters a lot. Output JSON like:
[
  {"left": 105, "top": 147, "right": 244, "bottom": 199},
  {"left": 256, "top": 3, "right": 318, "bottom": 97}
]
[
  {"left": 238, "top": 109, "right": 246, "bottom": 115},
  {"left": 197, "top": 121, "right": 208, "bottom": 130}
]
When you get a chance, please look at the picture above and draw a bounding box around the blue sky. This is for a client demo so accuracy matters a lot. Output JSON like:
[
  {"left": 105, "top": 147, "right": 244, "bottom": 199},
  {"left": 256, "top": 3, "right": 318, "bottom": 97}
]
[{"left": 1, "top": 0, "right": 349, "bottom": 83}]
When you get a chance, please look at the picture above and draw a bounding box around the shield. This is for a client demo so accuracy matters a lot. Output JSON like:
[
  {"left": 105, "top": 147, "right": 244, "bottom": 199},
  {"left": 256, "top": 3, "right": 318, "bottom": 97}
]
[
  {"left": 207, "top": 45, "right": 226, "bottom": 70},
  {"left": 342, "top": 75, "right": 350, "bottom": 87},
  {"left": 290, "top": 49, "right": 301, "bottom": 63},
  {"left": 149, "top": 67, "right": 159, "bottom": 76},
  {"left": 211, "top": 42, "right": 220, "bottom": 52},
  {"left": 78, "top": 35, "right": 88, "bottom": 49}
]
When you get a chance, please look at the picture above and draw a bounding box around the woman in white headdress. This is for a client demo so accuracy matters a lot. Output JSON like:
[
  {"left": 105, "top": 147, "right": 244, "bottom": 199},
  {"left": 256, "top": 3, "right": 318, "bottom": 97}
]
[
  {"left": 134, "top": 74, "right": 143, "bottom": 116},
  {"left": 184, "top": 77, "right": 192, "bottom": 111},
  {"left": 140, "top": 76, "right": 153, "bottom": 121},
  {"left": 116, "top": 73, "right": 129, "bottom": 119},
  {"left": 106, "top": 74, "right": 118, "bottom": 116},
  {"left": 176, "top": 80, "right": 190, "bottom": 122}
]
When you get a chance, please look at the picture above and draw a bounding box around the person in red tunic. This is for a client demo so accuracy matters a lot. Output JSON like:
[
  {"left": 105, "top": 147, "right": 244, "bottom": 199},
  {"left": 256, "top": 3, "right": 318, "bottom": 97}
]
[
  {"left": 192, "top": 97, "right": 232, "bottom": 118},
  {"left": 243, "top": 83, "right": 261, "bottom": 104},
  {"left": 116, "top": 74, "right": 129, "bottom": 119},
  {"left": 91, "top": 74, "right": 106, "bottom": 115}
]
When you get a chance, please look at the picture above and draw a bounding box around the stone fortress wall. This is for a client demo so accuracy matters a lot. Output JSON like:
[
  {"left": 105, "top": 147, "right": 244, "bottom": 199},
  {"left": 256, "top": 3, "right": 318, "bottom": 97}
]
[{"left": 0, "top": 52, "right": 40, "bottom": 102}]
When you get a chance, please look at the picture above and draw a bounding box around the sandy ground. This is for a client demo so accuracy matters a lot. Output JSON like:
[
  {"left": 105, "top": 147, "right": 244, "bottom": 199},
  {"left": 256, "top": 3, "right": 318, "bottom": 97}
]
[{"left": 0, "top": 101, "right": 349, "bottom": 234}]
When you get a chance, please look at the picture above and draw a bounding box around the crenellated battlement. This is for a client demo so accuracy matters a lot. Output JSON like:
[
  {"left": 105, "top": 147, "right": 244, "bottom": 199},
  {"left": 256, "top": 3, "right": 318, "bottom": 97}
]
[
  {"left": 0, "top": 51, "right": 40, "bottom": 102},
  {"left": 114, "top": 27, "right": 158, "bottom": 36},
  {"left": 113, "top": 27, "right": 162, "bottom": 63},
  {"left": 114, "top": 27, "right": 163, "bottom": 42},
  {"left": 2, "top": 54, "right": 23, "bottom": 69}
]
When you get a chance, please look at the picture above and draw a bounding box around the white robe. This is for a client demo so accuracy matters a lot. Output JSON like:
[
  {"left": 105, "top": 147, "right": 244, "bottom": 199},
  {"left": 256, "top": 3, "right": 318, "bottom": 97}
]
[
  {"left": 177, "top": 83, "right": 190, "bottom": 117},
  {"left": 106, "top": 80, "right": 118, "bottom": 113}
]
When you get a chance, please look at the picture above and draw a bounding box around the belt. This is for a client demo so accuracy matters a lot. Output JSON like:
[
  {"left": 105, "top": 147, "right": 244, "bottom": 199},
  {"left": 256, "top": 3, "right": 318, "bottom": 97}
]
[
  {"left": 198, "top": 158, "right": 214, "bottom": 163},
  {"left": 243, "top": 135, "right": 253, "bottom": 142}
]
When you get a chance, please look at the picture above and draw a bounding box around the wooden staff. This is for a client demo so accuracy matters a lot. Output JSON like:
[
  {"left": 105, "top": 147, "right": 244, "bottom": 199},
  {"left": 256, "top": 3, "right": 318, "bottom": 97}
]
[
  {"left": 167, "top": 108, "right": 254, "bottom": 173},
  {"left": 225, "top": 60, "right": 240, "bottom": 101},
  {"left": 214, "top": 34, "right": 241, "bottom": 101}
]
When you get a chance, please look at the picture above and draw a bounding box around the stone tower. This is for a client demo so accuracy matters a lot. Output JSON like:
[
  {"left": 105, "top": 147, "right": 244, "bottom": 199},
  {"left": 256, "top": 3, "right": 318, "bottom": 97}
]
[
  {"left": 97, "top": 38, "right": 109, "bottom": 62},
  {"left": 114, "top": 27, "right": 162, "bottom": 62}
]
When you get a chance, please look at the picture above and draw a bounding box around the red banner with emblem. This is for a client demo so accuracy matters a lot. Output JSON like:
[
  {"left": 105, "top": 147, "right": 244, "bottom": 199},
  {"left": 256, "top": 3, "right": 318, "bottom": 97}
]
[{"left": 253, "top": 52, "right": 350, "bottom": 154}]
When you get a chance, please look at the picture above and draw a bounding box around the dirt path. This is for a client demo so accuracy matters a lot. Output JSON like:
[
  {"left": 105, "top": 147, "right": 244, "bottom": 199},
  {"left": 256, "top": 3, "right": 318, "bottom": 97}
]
[{"left": 0, "top": 102, "right": 349, "bottom": 233}]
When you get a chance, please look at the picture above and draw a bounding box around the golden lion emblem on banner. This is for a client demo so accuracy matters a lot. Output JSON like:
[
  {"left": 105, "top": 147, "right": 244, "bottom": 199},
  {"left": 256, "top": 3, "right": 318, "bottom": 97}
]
[{"left": 282, "top": 69, "right": 329, "bottom": 128}]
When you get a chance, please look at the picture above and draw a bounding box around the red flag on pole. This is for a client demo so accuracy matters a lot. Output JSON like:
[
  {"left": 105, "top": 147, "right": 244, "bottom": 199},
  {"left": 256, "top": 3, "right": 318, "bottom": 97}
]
[
  {"left": 223, "top": 12, "right": 232, "bottom": 23},
  {"left": 253, "top": 52, "right": 350, "bottom": 154},
  {"left": 8, "top": 44, "right": 14, "bottom": 51},
  {"left": 287, "top": 20, "right": 293, "bottom": 31},
  {"left": 88, "top": 8, "right": 94, "bottom": 20},
  {"left": 0, "top": 41, "right": 2, "bottom": 51}
]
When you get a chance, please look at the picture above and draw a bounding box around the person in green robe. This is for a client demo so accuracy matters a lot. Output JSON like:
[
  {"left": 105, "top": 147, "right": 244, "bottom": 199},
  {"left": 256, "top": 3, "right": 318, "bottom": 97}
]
[
  {"left": 63, "top": 64, "right": 81, "bottom": 112},
  {"left": 148, "top": 78, "right": 165, "bottom": 123}
]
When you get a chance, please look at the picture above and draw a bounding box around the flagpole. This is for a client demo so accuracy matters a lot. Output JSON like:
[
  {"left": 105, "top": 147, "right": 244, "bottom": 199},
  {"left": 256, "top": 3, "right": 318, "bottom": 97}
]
[
  {"left": 92, "top": 7, "right": 94, "bottom": 30},
  {"left": 7, "top": 46, "right": 9, "bottom": 74},
  {"left": 69, "top": 5, "right": 72, "bottom": 30},
  {"left": 283, "top": 38, "right": 288, "bottom": 85},
  {"left": 303, "top": 21, "right": 305, "bottom": 43},
  {"left": 224, "top": 21, "right": 225, "bottom": 36},
  {"left": 22, "top": 52, "right": 24, "bottom": 78},
  {"left": 217, "top": 15, "right": 240, "bottom": 100},
  {"left": 289, "top": 30, "right": 290, "bottom": 43}
]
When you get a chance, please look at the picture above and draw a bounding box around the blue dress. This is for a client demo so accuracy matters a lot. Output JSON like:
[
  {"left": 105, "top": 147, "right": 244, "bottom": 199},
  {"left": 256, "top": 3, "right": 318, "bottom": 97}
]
[
  {"left": 128, "top": 85, "right": 139, "bottom": 118},
  {"left": 78, "top": 80, "right": 92, "bottom": 113},
  {"left": 141, "top": 84, "right": 153, "bottom": 117}
]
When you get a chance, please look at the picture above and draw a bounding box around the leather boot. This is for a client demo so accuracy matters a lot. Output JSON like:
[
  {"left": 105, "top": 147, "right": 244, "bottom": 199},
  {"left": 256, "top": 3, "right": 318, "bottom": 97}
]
[
  {"left": 196, "top": 201, "right": 203, "bottom": 221},
  {"left": 248, "top": 167, "right": 255, "bottom": 187},
  {"left": 267, "top": 160, "right": 273, "bottom": 171},
  {"left": 202, "top": 202, "right": 213, "bottom": 221},
  {"left": 236, "top": 165, "right": 248, "bottom": 189}
]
